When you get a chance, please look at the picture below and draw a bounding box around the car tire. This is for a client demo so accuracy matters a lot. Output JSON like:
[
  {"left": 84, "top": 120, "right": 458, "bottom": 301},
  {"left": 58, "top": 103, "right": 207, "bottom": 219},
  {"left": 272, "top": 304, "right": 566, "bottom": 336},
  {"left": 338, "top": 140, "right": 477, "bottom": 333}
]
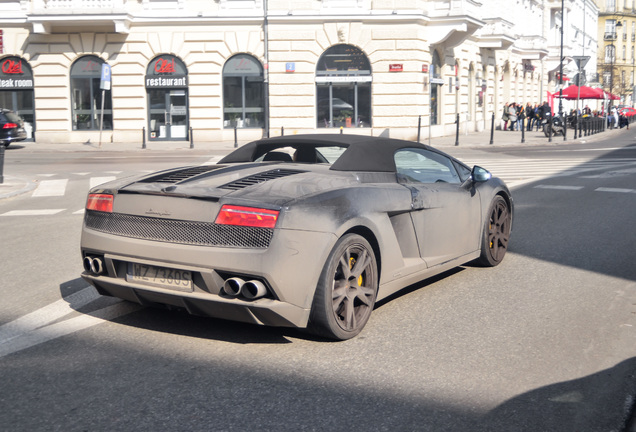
[
  {"left": 475, "top": 195, "right": 511, "bottom": 267},
  {"left": 308, "top": 234, "right": 378, "bottom": 340}
]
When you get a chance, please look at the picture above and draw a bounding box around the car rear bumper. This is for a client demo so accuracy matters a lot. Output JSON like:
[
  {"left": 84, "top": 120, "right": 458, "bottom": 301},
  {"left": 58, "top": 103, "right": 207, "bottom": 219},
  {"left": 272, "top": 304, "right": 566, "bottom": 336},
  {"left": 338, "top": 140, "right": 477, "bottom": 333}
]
[{"left": 80, "top": 224, "right": 337, "bottom": 328}]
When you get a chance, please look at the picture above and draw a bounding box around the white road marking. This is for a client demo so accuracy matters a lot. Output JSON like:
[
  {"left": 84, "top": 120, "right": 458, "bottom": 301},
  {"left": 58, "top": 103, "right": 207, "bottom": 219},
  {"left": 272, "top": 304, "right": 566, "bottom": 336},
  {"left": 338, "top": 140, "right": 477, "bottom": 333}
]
[
  {"left": 595, "top": 187, "right": 636, "bottom": 194},
  {"left": 0, "top": 286, "right": 100, "bottom": 344},
  {"left": 73, "top": 209, "right": 85, "bottom": 215},
  {"left": 202, "top": 156, "right": 223, "bottom": 165},
  {"left": 1, "top": 209, "right": 65, "bottom": 216},
  {"left": 73, "top": 172, "right": 90, "bottom": 176},
  {"left": 0, "top": 302, "right": 141, "bottom": 358},
  {"left": 104, "top": 171, "right": 122, "bottom": 174},
  {"left": 89, "top": 176, "right": 117, "bottom": 189},
  {"left": 0, "top": 286, "right": 142, "bottom": 358},
  {"left": 534, "top": 185, "right": 585, "bottom": 190},
  {"left": 32, "top": 179, "right": 68, "bottom": 197}
]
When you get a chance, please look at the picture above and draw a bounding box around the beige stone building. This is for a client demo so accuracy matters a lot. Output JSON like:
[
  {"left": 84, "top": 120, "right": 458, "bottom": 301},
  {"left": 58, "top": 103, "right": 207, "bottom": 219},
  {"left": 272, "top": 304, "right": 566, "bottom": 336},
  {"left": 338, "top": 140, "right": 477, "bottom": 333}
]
[
  {"left": 0, "top": 0, "right": 597, "bottom": 145},
  {"left": 597, "top": 0, "right": 636, "bottom": 105}
]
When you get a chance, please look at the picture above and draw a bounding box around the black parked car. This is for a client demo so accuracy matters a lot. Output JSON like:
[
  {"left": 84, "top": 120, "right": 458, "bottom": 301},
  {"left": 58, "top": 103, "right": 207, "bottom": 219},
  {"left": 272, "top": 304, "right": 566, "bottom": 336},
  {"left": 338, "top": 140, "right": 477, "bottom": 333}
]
[{"left": 0, "top": 109, "right": 27, "bottom": 148}]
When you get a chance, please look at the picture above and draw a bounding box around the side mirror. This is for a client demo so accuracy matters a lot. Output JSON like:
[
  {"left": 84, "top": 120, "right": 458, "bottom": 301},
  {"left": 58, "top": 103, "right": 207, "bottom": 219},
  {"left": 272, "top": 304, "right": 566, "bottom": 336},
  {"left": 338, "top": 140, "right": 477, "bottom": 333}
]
[{"left": 471, "top": 166, "right": 492, "bottom": 182}]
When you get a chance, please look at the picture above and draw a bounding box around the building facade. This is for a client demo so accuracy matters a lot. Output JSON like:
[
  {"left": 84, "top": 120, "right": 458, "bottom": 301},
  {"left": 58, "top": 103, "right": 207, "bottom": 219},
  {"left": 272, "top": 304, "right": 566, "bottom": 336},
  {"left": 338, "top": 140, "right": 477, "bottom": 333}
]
[
  {"left": 0, "top": 0, "right": 597, "bottom": 144},
  {"left": 598, "top": 0, "right": 636, "bottom": 106}
]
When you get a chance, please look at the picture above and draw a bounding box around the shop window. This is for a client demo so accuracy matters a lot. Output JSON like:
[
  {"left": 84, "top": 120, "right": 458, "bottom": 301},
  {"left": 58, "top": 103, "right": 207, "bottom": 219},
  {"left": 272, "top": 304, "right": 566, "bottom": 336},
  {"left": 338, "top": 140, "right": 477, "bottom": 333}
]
[
  {"left": 316, "top": 44, "right": 372, "bottom": 128},
  {"left": 430, "top": 50, "right": 442, "bottom": 126},
  {"left": 70, "top": 56, "right": 112, "bottom": 131},
  {"left": 223, "top": 54, "right": 264, "bottom": 129}
]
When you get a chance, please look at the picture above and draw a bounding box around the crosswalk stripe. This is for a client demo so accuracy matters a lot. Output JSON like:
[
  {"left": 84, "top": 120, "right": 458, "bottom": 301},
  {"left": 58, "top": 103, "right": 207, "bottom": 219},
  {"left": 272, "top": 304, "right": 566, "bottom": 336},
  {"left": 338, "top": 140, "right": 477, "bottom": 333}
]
[
  {"left": 89, "top": 176, "right": 117, "bottom": 189},
  {"left": 1, "top": 209, "right": 65, "bottom": 216},
  {"left": 32, "top": 179, "right": 68, "bottom": 197}
]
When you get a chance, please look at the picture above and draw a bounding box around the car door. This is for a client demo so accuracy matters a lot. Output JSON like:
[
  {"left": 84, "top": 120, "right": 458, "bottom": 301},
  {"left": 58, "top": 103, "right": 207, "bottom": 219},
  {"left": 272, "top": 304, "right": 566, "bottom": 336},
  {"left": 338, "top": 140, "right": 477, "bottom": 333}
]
[{"left": 394, "top": 148, "right": 481, "bottom": 267}]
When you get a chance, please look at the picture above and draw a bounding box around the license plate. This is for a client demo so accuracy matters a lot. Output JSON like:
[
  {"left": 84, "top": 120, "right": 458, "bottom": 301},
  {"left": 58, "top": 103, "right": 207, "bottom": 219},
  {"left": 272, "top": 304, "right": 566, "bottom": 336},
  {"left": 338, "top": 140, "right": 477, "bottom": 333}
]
[{"left": 127, "top": 263, "right": 193, "bottom": 292}]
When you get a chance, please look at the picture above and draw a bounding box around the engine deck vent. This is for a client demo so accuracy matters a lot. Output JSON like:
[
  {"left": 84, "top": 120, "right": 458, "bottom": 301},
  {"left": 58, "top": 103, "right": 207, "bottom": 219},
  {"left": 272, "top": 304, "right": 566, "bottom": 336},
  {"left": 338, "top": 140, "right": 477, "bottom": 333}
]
[
  {"left": 141, "top": 166, "right": 223, "bottom": 184},
  {"left": 220, "top": 169, "right": 306, "bottom": 191}
]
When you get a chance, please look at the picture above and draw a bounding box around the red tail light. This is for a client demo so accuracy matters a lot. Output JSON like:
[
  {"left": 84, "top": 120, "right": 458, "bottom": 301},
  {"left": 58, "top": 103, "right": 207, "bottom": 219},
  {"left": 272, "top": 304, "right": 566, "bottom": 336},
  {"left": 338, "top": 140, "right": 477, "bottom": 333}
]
[
  {"left": 215, "top": 205, "right": 279, "bottom": 229},
  {"left": 86, "top": 194, "right": 114, "bottom": 213},
  {"left": 2, "top": 123, "right": 18, "bottom": 129}
]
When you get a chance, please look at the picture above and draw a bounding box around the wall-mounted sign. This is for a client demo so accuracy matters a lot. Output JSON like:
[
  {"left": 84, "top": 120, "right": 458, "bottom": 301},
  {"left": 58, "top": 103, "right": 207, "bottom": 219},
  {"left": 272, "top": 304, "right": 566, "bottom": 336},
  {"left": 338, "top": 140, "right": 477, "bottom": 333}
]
[
  {"left": 286, "top": 62, "right": 295, "bottom": 73},
  {"left": 0, "top": 56, "right": 34, "bottom": 89},
  {"left": 145, "top": 55, "right": 188, "bottom": 88},
  {"left": 389, "top": 64, "right": 403, "bottom": 72},
  {"left": 422, "top": 64, "right": 429, "bottom": 73},
  {"left": 430, "top": 77, "right": 444, "bottom": 85}
]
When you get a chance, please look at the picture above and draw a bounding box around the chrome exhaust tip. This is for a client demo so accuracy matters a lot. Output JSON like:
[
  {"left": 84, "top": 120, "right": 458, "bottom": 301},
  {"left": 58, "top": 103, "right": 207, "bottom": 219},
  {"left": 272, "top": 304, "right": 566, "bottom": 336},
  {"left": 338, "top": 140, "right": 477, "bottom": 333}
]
[
  {"left": 222, "top": 277, "right": 245, "bottom": 297},
  {"left": 241, "top": 280, "right": 267, "bottom": 300}
]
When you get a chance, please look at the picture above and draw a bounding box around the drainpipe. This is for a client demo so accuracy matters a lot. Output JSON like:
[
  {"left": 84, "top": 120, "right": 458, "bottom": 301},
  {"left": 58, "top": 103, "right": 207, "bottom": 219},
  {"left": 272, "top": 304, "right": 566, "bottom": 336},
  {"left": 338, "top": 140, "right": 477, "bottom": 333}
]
[{"left": 263, "top": 0, "right": 270, "bottom": 138}]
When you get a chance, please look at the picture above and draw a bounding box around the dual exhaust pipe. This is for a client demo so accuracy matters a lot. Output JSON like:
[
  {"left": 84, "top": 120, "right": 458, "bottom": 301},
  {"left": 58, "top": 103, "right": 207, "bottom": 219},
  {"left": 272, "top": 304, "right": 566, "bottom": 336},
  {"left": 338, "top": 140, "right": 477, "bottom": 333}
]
[
  {"left": 83, "top": 256, "right": 104, "bottom": 275},
  {"left": 222, "top": 277, "right": 267, "bottom": 300}
]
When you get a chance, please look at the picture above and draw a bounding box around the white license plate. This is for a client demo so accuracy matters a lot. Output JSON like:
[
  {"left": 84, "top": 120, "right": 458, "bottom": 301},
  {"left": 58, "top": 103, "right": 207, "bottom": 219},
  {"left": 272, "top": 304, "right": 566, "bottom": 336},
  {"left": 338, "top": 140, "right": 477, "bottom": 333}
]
[{"left": 127, "top": 263, "right": 193, "bottom": 292}]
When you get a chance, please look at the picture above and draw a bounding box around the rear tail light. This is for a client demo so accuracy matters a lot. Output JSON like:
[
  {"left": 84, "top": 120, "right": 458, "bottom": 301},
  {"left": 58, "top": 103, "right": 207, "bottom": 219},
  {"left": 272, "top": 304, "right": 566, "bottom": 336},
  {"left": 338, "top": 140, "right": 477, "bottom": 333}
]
[
  {"left": 86, "top": 194, "right": 114, "bottom": 213},
  {"left": 215, "top": 205, "right": 279, "bottom": 229},
  {"left": 2, "top": 123, "right": 18, "bottom": 129}
]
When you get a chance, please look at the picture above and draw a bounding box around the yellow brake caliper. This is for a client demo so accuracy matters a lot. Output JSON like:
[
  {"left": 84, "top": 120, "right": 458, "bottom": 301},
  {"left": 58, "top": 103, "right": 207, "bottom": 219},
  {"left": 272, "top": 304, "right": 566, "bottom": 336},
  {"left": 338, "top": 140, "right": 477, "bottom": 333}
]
[{"left": 350, "top": 257, "right": 363, "bottom": 286}]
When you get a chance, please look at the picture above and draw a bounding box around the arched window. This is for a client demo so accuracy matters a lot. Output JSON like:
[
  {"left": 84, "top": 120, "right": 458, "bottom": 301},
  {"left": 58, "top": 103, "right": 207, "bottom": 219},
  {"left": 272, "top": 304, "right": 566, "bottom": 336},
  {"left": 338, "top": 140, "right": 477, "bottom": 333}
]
[
  {"left": 70, "top": 56, "right": 112, "bottom": 131},
  {"left": 223, "top": 54, "right": 264, "bottom": 128},
  {"left": 430, "top": 50, "right": 442, "bottom": 126},
  {"left": 316, "top": 44, "right": 372, "bottom": 128}
]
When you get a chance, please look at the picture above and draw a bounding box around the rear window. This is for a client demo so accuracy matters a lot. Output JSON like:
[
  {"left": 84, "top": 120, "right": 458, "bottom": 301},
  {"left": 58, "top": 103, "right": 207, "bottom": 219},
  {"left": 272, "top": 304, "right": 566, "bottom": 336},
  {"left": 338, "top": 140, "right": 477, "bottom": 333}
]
[{"left": 3, "top": 112, "right": 22, "bottom": 123}]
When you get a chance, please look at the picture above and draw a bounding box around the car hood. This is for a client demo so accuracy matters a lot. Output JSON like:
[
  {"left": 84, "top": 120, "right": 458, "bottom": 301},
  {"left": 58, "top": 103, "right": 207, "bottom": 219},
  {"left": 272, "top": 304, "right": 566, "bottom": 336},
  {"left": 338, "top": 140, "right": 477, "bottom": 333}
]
[{"left": 92, "top": 162, "right": 363, "bottom": 206}]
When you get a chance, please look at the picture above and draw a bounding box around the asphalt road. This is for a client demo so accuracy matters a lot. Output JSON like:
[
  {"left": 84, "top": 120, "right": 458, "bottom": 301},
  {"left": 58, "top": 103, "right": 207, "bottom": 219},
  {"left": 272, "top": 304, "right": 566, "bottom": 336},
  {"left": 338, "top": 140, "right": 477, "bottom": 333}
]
[{"left": 1, "top": 137, "right": 635, "bottom": 431}]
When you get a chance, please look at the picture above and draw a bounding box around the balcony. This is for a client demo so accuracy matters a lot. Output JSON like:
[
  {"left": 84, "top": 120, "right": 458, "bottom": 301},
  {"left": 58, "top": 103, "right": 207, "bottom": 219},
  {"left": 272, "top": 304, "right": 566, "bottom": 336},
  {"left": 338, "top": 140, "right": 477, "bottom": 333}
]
[
  {"left": 29, "top": 0, "right": 129, "bottom": 33},
  {"left": 425, "top": 0, "right": 484, "bottom": 48},
  {"left": 474, "top": 18, "right": 516, "bottom": 50},
  {"left": 605, "top": 32, "right": 618, "bottom": 40}
]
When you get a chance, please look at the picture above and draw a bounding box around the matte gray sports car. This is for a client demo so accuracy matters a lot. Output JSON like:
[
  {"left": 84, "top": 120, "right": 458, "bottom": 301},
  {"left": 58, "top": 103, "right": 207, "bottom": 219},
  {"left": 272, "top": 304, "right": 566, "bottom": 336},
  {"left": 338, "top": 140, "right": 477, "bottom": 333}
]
[{"left": 81, "top": 134, "right": 513, "bottom": 340}]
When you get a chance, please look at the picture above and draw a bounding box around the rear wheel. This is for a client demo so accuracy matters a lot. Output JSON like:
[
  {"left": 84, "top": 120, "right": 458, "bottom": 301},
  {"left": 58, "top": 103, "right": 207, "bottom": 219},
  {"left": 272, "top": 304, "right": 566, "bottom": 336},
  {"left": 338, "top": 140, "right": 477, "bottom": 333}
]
[
  {"left": 308, "top": 234, "right": 378, "bottom": 340},
  {"left": 476, "top": 196, "right": 511, "bottom": 267}
]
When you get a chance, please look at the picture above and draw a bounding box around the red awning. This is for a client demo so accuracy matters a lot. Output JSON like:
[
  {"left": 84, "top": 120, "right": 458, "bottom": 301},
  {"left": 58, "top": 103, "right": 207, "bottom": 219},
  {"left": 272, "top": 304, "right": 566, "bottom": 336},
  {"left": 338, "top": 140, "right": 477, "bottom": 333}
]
[{"left": 554, "top": 85, "right": 606, "bottom": 100}]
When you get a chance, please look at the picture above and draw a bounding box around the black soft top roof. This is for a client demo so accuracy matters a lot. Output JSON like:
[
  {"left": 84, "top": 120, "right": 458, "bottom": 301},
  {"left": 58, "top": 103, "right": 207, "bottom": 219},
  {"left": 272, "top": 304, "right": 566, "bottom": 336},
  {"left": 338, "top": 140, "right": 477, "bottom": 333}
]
[{"left": 218, "top": 134, "right": 449, "bottom": 172}]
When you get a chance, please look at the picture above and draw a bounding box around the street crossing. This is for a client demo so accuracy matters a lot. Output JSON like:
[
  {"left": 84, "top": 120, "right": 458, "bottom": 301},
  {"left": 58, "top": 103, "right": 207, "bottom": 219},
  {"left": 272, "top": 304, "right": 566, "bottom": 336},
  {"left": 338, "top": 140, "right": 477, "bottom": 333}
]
[{"left": 2, "top": 157, "right": 636, "bottom": 217}]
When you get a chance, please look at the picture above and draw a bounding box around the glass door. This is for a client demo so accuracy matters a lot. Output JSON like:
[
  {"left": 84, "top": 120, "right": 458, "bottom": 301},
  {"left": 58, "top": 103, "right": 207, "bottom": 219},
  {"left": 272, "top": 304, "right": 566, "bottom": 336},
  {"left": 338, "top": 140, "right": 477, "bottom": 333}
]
[
  {"left": 0, "top": 90, "right": 35, "bottom": 140},
  {"left": 148, "top": 89, "right": 188, "bottom": 140}
]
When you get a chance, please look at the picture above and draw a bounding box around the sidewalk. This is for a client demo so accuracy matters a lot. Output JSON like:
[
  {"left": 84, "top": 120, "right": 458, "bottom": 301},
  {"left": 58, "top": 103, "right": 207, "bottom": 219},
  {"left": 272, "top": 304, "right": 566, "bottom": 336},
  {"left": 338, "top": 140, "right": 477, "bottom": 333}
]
[{"left": 0, "top": 125, "right": 629, "bottom": 200}]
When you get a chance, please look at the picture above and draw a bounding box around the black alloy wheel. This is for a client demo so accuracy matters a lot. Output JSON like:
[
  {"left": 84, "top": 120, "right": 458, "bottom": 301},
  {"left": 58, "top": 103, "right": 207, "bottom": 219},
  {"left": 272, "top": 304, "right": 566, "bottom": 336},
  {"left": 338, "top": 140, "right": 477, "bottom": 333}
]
[
  {"left": 308, "top": 234, "right": 378, "bottom": 340},
  {"left": 476, "top": 195, "right": 511, "bottom": 267}
]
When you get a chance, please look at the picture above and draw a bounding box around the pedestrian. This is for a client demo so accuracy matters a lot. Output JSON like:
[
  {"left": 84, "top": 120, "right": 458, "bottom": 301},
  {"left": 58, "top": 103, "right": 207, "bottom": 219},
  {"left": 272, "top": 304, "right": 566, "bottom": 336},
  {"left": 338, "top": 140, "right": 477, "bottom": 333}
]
[
  {"left": 526, "top": 103, "right": 533, "bottom": 131},
  {"left": 508, "top": 103, "right": 517, "bottom": 130},
  {"left": 611, "top": 105, "right": 618, "bottom": 129},
  {"left": 502, "top": 102, "right": 510, "bottom": 131},
  {"left": 517, "top": 104, "right": 525, "bottom": 131}
]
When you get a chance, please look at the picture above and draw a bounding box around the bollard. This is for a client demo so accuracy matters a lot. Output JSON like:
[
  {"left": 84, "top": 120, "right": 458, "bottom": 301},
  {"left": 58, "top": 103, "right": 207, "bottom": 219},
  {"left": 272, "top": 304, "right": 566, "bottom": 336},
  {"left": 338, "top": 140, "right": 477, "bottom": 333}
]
[
  {"left": 0, "top": 144, "right": 5, "bottom": 184},
  {"left": 490, "top": 113, "right": 494, "bottom": 145},
  {"left": 548, "top": 115, "right": 553, "bottom": 143},
  {"left": 281, "top": 126, "right": 284, "bottom": 136},
  {"left": 454, "top": 113, "right": 459, "bottom": 146},
  {"left": 340, "top": 126, "right": 343, "bottom": 134},
  {"left": 563, "top": 115, "right": 567, "bottom": 141},
  {"left": 142, "top": 127, "right": 146, "bottom": 149},
  {"left": 234, "top": 125, "right": 238, "bottom": 148},
  {"left": 521, "top": 118, "right": 525, "bottom": 143},
  {"left": 417, "top": 115, "right": 421, "bottom": 143}
]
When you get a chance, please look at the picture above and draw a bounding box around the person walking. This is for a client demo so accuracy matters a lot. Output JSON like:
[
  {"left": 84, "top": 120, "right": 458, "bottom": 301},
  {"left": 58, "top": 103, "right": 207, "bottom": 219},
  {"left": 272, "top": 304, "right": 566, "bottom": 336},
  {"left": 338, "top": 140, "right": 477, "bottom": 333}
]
[
  {"left": 526, "top": 103, "right": 534, "bottom": 131},
  {"left": 502, "top": 103, "right": 510, "bottom": 131},
  {"left": 508, "top": 103, "right": 517, "bottom": 130},
  {"left": 517, "top": 104, "right": 525, "bottom": 131}
]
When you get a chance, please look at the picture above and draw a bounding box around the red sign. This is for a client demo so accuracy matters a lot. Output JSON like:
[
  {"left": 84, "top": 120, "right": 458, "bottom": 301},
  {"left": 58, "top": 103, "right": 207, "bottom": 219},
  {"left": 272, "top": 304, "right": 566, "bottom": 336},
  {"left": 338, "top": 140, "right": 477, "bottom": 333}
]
[
  {"left": 155, "top": 58, "right": 175, "bottom": 74},
  {"left": 389, "top": 64, "right": 403, "bottom": 72},
  {"left": 422, "top": 64, "right": 429, "bottom": 73},
  {"left": 2, "top": 58, "right": 23, "bottom": 74}
]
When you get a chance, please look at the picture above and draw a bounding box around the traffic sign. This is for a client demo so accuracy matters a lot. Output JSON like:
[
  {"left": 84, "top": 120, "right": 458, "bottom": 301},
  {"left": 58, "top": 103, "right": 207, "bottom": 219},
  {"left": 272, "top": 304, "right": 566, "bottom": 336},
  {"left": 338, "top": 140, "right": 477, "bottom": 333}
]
[
  {"left": 572, "top": 56, "right": 590, "bottom": 70},
  {"left": 100, "top": 64, "right": 111, "bottom": 90}
]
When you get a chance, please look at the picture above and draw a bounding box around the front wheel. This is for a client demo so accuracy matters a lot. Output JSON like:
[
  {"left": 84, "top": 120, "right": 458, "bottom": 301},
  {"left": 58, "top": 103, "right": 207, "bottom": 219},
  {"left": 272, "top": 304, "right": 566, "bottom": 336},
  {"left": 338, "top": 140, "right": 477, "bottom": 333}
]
[
  {"left": 308, "top": 234, "right": 378, "bottom": 340},
  {"left": 475, "top": 196, "right": 512, "bottom": 267}
]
